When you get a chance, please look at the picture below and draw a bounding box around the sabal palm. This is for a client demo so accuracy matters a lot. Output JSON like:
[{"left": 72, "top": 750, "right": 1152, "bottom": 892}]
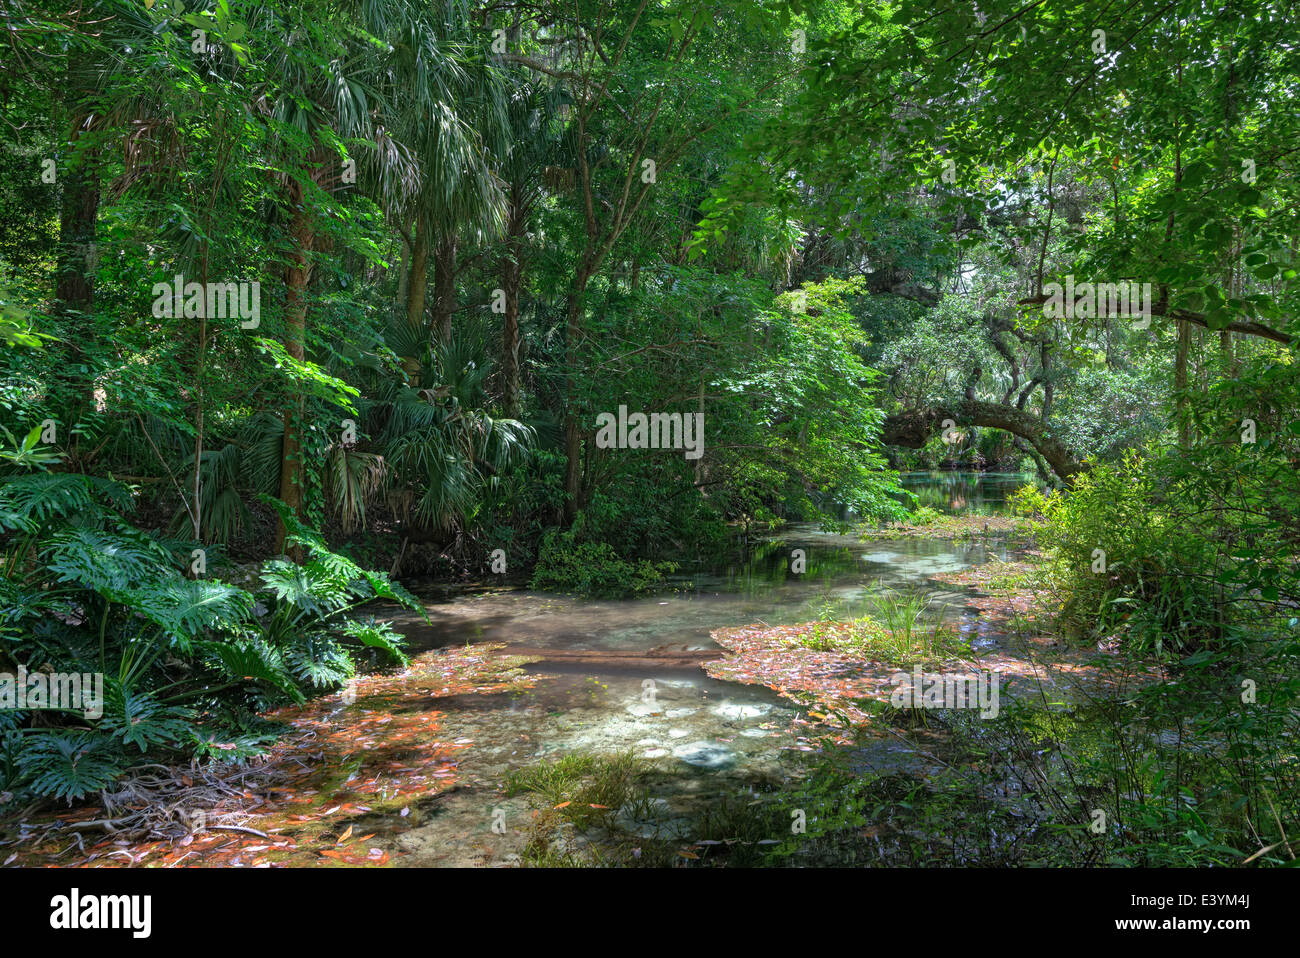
[
  {"left": 373, "top": 325, "right": 534, "bottom": 535},
  {"left": 249, "top": 0, "right": 426, "bottom": 554},
  {"left": 380, "top": 8, "right": 508, "bottom": 352},
  {"left": 493, "top": 79, "right": 571, "bottom": 414}
]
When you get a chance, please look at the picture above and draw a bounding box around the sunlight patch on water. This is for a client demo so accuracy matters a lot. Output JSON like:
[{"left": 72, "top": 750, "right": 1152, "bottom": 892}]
[{"left": 713, "top": 702, "right": 771, "bottom": 720}]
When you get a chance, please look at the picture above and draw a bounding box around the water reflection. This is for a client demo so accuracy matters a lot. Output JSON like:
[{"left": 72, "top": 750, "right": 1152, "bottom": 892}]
[{"left": 900, "top": 471, "right": 1038, "bottom": 516}]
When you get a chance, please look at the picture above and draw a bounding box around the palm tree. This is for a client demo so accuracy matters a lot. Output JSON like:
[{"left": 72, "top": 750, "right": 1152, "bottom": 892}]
[
  {"left": 369, "top": 320, "right": 534, "bottom": 569},
  {"left": 252, "top": 1, "right": 420, "bottom": 556},
  {"left": 383, "top": 10, "right": 508, "bottom": 369},
  {"left": 491, "top": 80, "right": 569, "bottom": 416}
]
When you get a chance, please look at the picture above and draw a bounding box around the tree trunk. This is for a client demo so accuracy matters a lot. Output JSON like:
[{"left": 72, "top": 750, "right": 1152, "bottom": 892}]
[
  {"left": 55, "top": 156, "right": 99, "bottom": 317},
  {"left": 562, "top": 271, "right": 590, "bottom": 524},
  {"left": 403, "top": 218, "right": 430, "bottom": 381},
  {"left": 882, "top": 399, "right": 1084, "bottom": 482},
  {"left": 502, "top": 266, "right": 523, "bottom": 418},
  {"left": 53, "top": 130, "right": 100, "bottom": 460},
  {"left": 396, "top": 233, "right": 410, "bottom": 315},
  {"left": 1175, "top": 317, "right": 1190, "bottom": 448},
  {"left": 501, "top": 202, "right": 525, "bottom": 418},
  {"left": 275, "top": 186, "right": 313, "bottom": 560},
  {"left": 433, "top": 231, "right": 457, "bottom": 344}
]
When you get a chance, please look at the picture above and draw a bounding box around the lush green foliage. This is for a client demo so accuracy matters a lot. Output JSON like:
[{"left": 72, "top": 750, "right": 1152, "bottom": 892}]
[
  {"left": 2, "top": 0, "right": 1297, "bottom": 870},
  {"left": 0, "top": 438, "right": 416, "bottom": 800}
]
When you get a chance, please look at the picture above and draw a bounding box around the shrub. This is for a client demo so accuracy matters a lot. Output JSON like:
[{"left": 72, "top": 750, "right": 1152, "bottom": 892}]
[
  {"left": 0, "top": 458, "right": 416, "bottom": 801},
  {"left": 530, "top": 529, "right": 677, "bottom": 597}
]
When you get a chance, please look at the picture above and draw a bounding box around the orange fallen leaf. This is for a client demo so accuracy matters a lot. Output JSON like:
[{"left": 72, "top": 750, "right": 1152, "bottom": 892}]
[{"left": 553, "top": 801, "right": 571, "bottom": 809}]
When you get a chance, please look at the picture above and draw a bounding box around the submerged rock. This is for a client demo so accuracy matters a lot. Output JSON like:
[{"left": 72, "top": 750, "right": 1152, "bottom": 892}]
[
  {"left": 671, "top": 741, "right": 736, "bottom": 769},
  {"left": 614, "top": 798, "right": 691, "bottom": 839}
]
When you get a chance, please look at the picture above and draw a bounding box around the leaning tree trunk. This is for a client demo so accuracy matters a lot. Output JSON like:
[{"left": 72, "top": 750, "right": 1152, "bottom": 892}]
[
  {"left": 882, "top": 399, "right": 1084, "bottom": 482},
  {"left": 275, "top": 185, "right": 313, "bottom": 561}
]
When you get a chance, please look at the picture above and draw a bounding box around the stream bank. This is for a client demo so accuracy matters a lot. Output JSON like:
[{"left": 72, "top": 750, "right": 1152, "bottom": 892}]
[{"left": 8, "top": 473, "right": 1152, "bottom": 867}]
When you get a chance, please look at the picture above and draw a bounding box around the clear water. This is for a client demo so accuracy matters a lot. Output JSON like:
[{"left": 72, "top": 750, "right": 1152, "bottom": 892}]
[
  {"left": 901, "top": 470, "right": 1036, "bottom": 515},
  {"left": 375, "top": 472, "right": 1034, "bottom": 865}
]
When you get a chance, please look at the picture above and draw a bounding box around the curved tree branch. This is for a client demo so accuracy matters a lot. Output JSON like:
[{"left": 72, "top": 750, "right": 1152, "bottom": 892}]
[{"left": 882, "top": 399, "right": 1084, "bottom": 481}]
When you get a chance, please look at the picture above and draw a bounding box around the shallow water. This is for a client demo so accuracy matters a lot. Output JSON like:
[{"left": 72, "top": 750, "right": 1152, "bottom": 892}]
[
  {"left": 901, "top": 470, "right": 1034, "bottom": 516},
  {"left": 394, "top": 524, "right": 1018, "bottom": 654},
  {"left": 369, "top": 473, "right": 1035, "bottom": 865}
]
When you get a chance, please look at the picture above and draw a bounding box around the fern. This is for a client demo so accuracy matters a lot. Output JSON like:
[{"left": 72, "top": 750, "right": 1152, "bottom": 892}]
[
  {"left": 99, "top": 684, "right": 193, "bottom": 752},
  {"left": 197, "top": 638, "right": 304, "bottom": 702},
  {"left": 17, "top": 732, "right": 127, "bottom": 801},
  {"left": 340, "top": 617, "right": 409, "bottom": 665}
]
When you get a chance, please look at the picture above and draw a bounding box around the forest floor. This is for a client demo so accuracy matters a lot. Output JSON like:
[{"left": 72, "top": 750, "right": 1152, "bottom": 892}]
[
  {"left": 4, "top": 645, "right": 550, "bottom": 867},
  {"left": 3, "top": 517, "right": 1162, "bottom": 869},
  {"left": 706, "top": 547, "right": 1165, "bottom": 726}
]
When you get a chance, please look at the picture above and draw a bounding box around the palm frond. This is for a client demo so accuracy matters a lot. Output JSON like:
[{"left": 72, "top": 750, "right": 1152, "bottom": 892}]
[{"left": 323, "top": 444, "right": 387, "bottom": 533}]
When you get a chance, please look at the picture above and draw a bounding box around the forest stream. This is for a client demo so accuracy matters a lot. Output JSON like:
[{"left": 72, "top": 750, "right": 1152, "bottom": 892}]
[
  {"left": 8, "top": 472, "right": 1159, "bottom": 868},
  {"left": 286, "top": 472, "right": 1051, "bottom": 866}
]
